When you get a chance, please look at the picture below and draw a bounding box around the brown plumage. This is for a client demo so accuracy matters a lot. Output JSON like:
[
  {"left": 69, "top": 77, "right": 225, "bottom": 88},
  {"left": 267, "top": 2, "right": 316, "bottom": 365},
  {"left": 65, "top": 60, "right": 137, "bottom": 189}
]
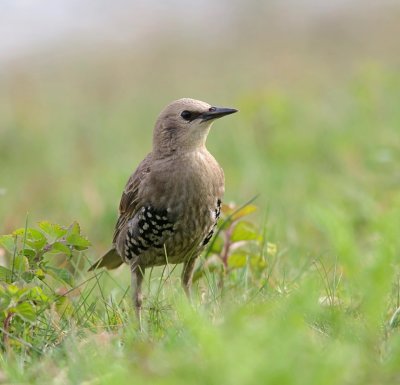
[{"left": 89, "top": 98, "right": 237, "bottom": 325}]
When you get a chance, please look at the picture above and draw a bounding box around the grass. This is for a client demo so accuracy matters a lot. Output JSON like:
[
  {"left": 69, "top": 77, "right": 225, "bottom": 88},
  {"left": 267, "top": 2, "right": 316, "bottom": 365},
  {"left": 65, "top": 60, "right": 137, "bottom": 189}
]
[{"left": 1, "top": 30, "right": 400, "bottom": 384}]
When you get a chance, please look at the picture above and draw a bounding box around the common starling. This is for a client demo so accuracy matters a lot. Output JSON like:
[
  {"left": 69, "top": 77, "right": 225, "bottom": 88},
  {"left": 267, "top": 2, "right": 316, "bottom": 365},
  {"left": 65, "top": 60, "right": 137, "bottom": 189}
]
[{"left": 89, "top": 98, "right": 237, "bottom": 323}]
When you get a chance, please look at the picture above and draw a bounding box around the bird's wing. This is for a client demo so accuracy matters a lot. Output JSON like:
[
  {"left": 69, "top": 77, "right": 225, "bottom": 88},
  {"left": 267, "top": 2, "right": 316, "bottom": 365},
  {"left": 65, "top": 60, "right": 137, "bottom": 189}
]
[{"left": 113, "top": 153, "right": 152, "bottom": 244}]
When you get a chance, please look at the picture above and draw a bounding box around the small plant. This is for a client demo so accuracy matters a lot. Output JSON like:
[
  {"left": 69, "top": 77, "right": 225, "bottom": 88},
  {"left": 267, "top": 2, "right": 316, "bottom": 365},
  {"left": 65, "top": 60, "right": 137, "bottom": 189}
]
[
  {"left": 0, "top": 221, "right": 91, "bottom": 354},
  {"left": 194, "top": 200, "right": 277, "bottom": 293}
]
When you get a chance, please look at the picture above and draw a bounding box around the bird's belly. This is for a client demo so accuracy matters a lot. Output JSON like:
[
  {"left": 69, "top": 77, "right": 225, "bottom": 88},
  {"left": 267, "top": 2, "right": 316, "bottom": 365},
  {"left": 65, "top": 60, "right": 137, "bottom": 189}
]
[{"left": 139, "top": 205, "right": 214, "bottom": 267}]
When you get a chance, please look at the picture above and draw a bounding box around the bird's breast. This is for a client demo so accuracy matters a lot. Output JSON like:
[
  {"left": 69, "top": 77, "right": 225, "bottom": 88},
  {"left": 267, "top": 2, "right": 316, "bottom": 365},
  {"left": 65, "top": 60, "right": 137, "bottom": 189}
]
[{"left": 144, "top": 150, "right": 224, "bottom": 211}]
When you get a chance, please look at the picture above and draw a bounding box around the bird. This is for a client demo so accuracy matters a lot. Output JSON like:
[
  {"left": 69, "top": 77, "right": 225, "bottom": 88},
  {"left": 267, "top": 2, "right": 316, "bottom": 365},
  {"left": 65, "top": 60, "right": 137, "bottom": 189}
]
[{"left": 89, "top": 98, "right": 237, "bottom": 326}]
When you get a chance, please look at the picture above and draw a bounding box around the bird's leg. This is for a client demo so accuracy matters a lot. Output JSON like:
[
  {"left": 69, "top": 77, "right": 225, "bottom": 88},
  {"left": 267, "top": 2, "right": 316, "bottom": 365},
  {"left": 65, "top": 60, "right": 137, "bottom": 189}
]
[
  {"left": 131, "top": 264, "right": 145, "bottom": 331},
  {"left": 181, "top": 258, "right": 197, "bottom": 302}
]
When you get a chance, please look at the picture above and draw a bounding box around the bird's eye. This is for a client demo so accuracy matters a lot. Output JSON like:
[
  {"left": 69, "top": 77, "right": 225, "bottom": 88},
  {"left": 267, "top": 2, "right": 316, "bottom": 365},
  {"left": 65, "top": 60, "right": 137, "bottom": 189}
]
[
  {"left": 209, "top": 107, "right": 216, "bottom": 112},
  {"left": 181, "top": 110, "right": 192, "bottom": 121}
]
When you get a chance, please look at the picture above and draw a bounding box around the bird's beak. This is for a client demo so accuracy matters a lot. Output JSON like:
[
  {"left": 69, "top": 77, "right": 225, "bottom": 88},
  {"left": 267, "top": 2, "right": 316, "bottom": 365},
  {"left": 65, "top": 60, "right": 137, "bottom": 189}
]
[{"left": 201, "top": 107, "right": 238, "bottom": 122}]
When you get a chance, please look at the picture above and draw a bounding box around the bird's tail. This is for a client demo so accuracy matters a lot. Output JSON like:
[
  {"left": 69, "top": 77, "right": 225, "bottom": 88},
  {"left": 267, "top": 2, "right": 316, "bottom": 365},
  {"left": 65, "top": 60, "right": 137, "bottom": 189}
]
[{"left": 88, "top": 248, "right": 123, "bottom": 271}]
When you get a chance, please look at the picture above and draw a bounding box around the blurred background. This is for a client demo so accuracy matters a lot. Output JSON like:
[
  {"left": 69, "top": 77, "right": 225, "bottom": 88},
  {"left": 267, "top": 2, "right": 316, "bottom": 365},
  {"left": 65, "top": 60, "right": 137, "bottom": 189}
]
[{"left": 1, "top": 0, "right": 399, "bottom": 261}]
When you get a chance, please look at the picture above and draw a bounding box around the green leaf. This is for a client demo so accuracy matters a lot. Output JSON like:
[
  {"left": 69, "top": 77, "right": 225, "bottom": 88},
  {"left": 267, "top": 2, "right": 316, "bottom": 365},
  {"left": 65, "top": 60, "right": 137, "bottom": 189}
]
[
  {"left": 12, "top": 228, "right": 26, "bottom": 236},
  {"left": 15, "top": 302, "right": 36, "bottom": 322},
  {"left": 228, "top": 252, "right": 248, "bottom": 268},
  {"left": 14, "top": 228, "right": 47, "bottom": 251},
  {"left": 12, "top": 286, "right": 30, "bottom": 300},
  {"left": 231, "top": 221, "right": 260, "bottom": 243},
  {"left": 34, "top": 268, "right": 46, "bottom": 280},
  {"left": 25, "top": 239, "right": 46, "bottom": 251},
  {"left": 13, "top": 254, "right": 29, "bottom": 273},
  {"left": 28, "top": 286, "right": 49, "bottom": 303},
  {"left": 222, "top": 203, "right": 258, "bottom": 221},
  {"left": 22, "top": 248, "right": 36, "bottom": 258},
  {"left": 208, "top": 235, "right": 224, "bottom": 254},
  {"left": 0, "top": 294, "right": 11, "bottom": 312},
  {"left": 0, "top": 266, "right": 13, "bottom": 282},
  {"left": 66, "top": 233, "right": 91, "bottom": 250},
  {"left": 38, "top": 221, "right": 67, "bottom": 240},
  {"left": 65, "top": 221, "right": 90, "bottom": 250},
  {"left": 21, "top": 272, "right": 35, "bottom": 283},
  {"left": 68, "top": 221, "right": 81, "bottom": 236},
  {"left": 231, "top": 204, "right": 257, "bottom": 221},
  {"left": 0, "top": 235, "right": 16, "bottom": 254},
  {"left": 7, "top": 284, "right": 19, "bottom": 296},
  {"left": 26, "top": 230, "right": 47, "bottom": 250},
  {"left": 49, "top": 242, "right": 72, "bottom": 256}
]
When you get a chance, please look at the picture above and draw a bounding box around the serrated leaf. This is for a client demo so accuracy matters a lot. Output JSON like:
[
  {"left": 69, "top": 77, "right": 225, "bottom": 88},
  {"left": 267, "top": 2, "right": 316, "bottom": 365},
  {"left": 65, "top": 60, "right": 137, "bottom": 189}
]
[
  {"left": 28, "top": 286, "right": 49, "bottom": 303},
  {"left": 49, "top": 242, "right": 72, "bottom": 256},
  {"left": 13, "top": 254, "right": 29, "bottom": 273},
  {"left": 0, "top": 235, "right": 16, "bottom": 254},
  {"left": 68, "top": 222, "right": 81, "bottom": 236},
  {"left": 14, "top": 228, "right": 47, "bottom": 251},
  {"left": 21, "top": 271, "right": 35, "bottom": 283},
  {"left": 46, "top": 266, "right": 74, "bottom": 286},
  {"left": 15, "top": 302, "right": 36, "bottom": 322},
  {"left": 25, "top": 239, "right": 46, "bottom": 251},
  {"left": 228, "top": 252, "right": 247, "bottom": 268},
  {"left": 231, "top": 221, "right": 260, "bottom": 243},
  {"left": 0, "top": 266, "right": 13, "bottom": 282},
  {"left": 66, "top": 233, "right": 91, "bottom": 250},
  {"left": 29, "top": 228, "right": 46, "bottom": 241},
  {"left": 12, "top": 228, "right": 26, "bottom": 236},
  {"left": 26, "top": 230, "right": 47, "bottom": 250},
  {"left": 22, "top": 248, "right": 36, "bottom": 258},
  {"left": 38, "top": 221, "right": 67, "bottom": 240}
]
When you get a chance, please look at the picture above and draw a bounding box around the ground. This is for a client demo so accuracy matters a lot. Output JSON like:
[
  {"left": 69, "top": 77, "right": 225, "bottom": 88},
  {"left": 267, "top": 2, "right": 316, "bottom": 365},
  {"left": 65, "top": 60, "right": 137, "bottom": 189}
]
[{"left": 1, "top": 6, "right": 400, "bottom": 383}]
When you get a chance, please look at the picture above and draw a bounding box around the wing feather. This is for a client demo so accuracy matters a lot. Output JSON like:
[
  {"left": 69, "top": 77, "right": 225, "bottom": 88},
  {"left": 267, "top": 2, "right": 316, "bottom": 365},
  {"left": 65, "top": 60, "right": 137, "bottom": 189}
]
[{"left": 112, "top": 153, "right": 152, "bottom": 244}]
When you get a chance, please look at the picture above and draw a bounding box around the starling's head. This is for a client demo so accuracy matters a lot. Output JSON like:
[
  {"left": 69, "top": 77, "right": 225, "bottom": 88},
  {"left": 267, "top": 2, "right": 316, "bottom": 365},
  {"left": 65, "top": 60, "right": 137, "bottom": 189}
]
[{"left": 153, "top": 98, "right": 237, "bottom": 156}]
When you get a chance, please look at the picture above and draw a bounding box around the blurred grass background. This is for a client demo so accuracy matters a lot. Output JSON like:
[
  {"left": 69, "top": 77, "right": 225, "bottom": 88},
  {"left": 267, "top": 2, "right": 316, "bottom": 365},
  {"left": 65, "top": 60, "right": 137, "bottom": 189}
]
[
  {"left": 1, "top": 1, "right": 399, "bottom": 256},
  {"left": 1, "top": 1, "right": 400, "bottom": 383}
]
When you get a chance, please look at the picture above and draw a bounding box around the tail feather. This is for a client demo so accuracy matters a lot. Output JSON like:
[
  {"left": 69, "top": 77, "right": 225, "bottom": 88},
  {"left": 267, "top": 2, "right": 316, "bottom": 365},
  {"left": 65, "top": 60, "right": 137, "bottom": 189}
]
[{"left": 88, "top": 248, "right": 123, "bottom": 271}]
